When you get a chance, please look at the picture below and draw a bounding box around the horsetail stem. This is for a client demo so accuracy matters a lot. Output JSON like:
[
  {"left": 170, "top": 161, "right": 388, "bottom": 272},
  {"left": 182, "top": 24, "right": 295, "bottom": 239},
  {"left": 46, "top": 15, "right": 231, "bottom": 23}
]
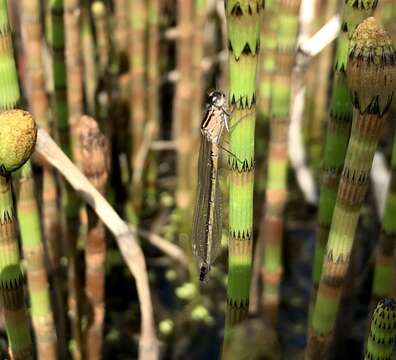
[
  {"left": 17, "top": 162, "right": 57, "bottom": 359},
  {"left": 309, "top": 0, "right": 377, "bottom": 325},
  {"left": 0, "top": 0, "right": 19, "bottom": 110},
  {"left": 371, "top": 130, "right": 396, "bottom": 308},
  {"left": 64, "top": 1, "right": 84, "bottom": 357},
  {"left": 224, "top": 0, "right": 263, "bottom": 335},
  {"left": 261, "top": 0, "right": 301, "bottom": 325},
  {"left": 82, "top": 6, "right": 97, "bottom": 117},
  {"left": 21, "top": 1, "right": 59, "bottom": 357},
  {"left": 258, "top": 0, "right": 276, "bottom": 124},
  {"left": 364, "top": 299, "right": 396, "bottom": 360},
  {"left": 47, "top": 1, "right": 74, "bottom": 355},
  {"left": 129, "top": 0, "right": 147, "bottom": 216},
  {"left": 0, "top": 110, "right": 37, "bottom": 360},
  {"left": 174, "top": 0, "right": 194, "bottom": 216},
  {"left": 92, "top": 1, "right": 110, "bottom": 78},
  {"left": 306, "top": 17, "right": 396, "bottom": 358},
  {"left": 76, "top": 116, "right": 109, "bottom": 359}
]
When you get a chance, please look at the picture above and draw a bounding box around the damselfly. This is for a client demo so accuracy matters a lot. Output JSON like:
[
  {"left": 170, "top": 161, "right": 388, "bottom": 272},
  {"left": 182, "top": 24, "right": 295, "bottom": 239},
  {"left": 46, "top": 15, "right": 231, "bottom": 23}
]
[{"left": 192, "top": 90, "right": 231, "bottom": 282}]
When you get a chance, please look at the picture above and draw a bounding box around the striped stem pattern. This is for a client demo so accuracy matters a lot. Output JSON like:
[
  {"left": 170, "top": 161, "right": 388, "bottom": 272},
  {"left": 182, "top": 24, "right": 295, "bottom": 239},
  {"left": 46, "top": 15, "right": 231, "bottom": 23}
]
[
  {"left": 309, "top": 0, "right": 377, "bottom": 325},
  {"left": 0, "top": 109, "right": 38, "bottom": 360},
  {"left": 364, "top": 299, "right": 396, "bottom": 360},
  {"left": 371, "top": 131, "right": 396, "bottom": 308},
  {"left": 224, "top": 0, "right": 263, "bottom": 332},
  {"left": 21, "top": 2, "right": 60, "bottom": 357},
  {"left": 47, "top": 1, "right": 73, "bottom": 355},
  {"left": 261, "top": 0, "right": 301, "bottom": 325},
  {"left": 17, "top": 162, "right": 57, "bottom": 359},
  {"left": 306, "top": 17, "right": 396, "bottom": 358},
  {"left": 76, "top": 116, "right": 109, "bottom": 360}
]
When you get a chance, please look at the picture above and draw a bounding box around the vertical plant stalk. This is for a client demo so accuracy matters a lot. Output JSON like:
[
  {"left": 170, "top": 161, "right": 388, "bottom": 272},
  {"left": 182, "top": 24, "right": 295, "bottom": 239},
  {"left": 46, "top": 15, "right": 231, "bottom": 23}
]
[
  {"left": 371, "top": 130, "right": 396, "bottom": 309},
  {"left": 261, "top": 0, "right": 301, "bottom": 325},
  {"left": 20, "top": 2, "right": 59, "bottom": 357},
  {"left": 129, "top": 0, "right": 147, "bottom": 216},
  {"left": 144, "top": 0, "right": 160, "bottom": 206},
  {"left": 0, "top": 110, "right": 38, "bottom": 360},
  {"left": 91, "top": 2, "right": 110, "bottom": 79},
  {"left": 190, "top": 0, "right": 207, "bottom": 194},
  {"left": 174, "top": 0, "right": 194, "bottom": 216},
  {"left": 224, "top": 0, "right": 263, "bottom": 336},
  {"left": 17, "top": 163, "right": 57, "bottom": 360},
  {"left": 306, "top": 17, "right": 396, "bottom": 358},
  {"left": 306, "top": 0, "right": 338, "bottom": 174},
  {"left": 64, "top": 0, "right": 84, "bottom": 358},
  {"left": 76, "top": 116, "right": 109, "bottom": 360},
  {"left": 81, "top": 7, "right": 97, "bottom": 117},
  {"left": 0, "top": 0, "right": 19, "bottom": 110},
  {"left": 250, "top": 0, "right": 276, "bottom": 314},
  {"left": 257, "top": 0, "right": 276, "bottom": 124},
  {"left": 309, "top": 0, "right": 377, "bottom": 325},
  {"left": 0, "top": 176, "right": 32, "bottom": 360},
  {"left": 364, "top": 299, "right": 396, "bottom": 360},
  {"left": 47, "top": 1, "right": 71, "bottom": 356},
  {"left": 114, "top": 0, "right": 129, "bottom": 69}
]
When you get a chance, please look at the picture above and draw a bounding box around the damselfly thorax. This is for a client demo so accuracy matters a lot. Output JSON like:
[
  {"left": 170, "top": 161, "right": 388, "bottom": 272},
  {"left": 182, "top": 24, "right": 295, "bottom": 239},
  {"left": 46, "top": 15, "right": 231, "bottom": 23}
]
[{"left": 201, "top": 90, "right": 230, "bottom": 144}]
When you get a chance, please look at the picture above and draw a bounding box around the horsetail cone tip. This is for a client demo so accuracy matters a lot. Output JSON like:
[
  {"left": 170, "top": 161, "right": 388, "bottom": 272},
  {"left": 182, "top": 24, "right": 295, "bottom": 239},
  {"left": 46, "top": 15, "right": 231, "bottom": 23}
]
[
  {"left": 91, "top": 1, "right": 106, "bottom": 17},
  {"left": 0, "top": 110, "right": 37, "bottom": 175},
  {"left": 347, "top": 17, "right": 396, "bottom": 115},
  {"left": 365, "top": 298, "right": 396, "bottom": 360}
]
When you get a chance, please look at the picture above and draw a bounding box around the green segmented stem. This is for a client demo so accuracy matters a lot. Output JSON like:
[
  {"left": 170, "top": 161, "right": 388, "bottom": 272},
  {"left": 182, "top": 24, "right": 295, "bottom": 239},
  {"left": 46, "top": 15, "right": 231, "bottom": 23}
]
[
  {"left": 20, "top": 1, "right": 59, "bottom": 358},
  {"left": 224, "top": 0, "right": 263, "bottom": 340},
  {"left": 0, "top": 175, "right": 32, "bottom": 360},
  {"left": 0, "top": 0, "right": 19, "bottom": 109},
  {"left": 371, "top": 130, "right": 396, "bottom": 307},
  {"left": 365, "top": 299, "right": 396, "bottom": 360},
  {"left": 0, "top": 109, "right": 37, "bottom": 359},
  {"left": 16, "top": 162, "right": 57, "bottom": 360},
  {"left": 306, "top": 17, "right": 396, "bottom": 359},
  {"left": 261, "top": 0, "right": 301, "bottom": 325},
  {"left": 47, "top": 1, "right": 75, "bottom": 356},
  {"left": 309, "top": 0, "right": 377, "bottom": 327},
  {"left": 0, "top": 3, "right": 34, "bottom": 359},
  {"left": 257, "top": 0, "right": 276, "bottom": 124},
  {"left": 305, "top": 0, "right": 339, "bottom": 175}
]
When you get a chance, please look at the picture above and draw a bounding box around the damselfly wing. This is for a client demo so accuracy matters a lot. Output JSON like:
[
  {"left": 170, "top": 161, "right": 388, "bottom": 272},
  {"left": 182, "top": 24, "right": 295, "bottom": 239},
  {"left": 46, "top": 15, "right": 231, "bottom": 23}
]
[{"left": 192, "top": 90, "right": 230, "bottom": 282}]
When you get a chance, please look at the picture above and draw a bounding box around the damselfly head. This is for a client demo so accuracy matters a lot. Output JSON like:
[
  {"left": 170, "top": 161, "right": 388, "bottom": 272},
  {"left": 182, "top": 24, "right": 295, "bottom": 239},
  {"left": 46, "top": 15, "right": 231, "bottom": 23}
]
[{"left": 208, "top": 90, "right": 227, "bottom": 109}]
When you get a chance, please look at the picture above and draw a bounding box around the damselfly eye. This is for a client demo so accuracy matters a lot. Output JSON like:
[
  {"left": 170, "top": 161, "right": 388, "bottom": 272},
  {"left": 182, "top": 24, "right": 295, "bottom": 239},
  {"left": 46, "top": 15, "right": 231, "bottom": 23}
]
[{"left": 208, "top": 90, "right": 226, "bottom": 107}]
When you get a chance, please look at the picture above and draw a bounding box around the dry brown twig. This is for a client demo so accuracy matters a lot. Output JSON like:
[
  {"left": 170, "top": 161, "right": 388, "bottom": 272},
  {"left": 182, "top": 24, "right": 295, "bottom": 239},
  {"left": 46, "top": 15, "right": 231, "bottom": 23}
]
[{"left": 35, "top": 128, "right": 161, "bottom": 360}]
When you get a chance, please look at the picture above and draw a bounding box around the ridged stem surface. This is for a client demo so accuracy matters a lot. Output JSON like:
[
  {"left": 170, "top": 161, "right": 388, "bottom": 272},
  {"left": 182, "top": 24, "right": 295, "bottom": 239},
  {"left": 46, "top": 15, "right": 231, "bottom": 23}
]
[
  {"left": 364, "top": 299, "right": 396, "bottom": 360},
  {"left": 306, "top": 17, "right": 396, "bottom": 358},
  {"left": 309, "top": 0, "right": 377, "bottom": 325},
  {"left": 64, "top": 1, "right": 84, "bottom": 358},
  {"left": 223, "top": 1, "right": 263, "bottom": 348},
  {"left": 261, "top": 0, "right": 301, "bottom": 325}
]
